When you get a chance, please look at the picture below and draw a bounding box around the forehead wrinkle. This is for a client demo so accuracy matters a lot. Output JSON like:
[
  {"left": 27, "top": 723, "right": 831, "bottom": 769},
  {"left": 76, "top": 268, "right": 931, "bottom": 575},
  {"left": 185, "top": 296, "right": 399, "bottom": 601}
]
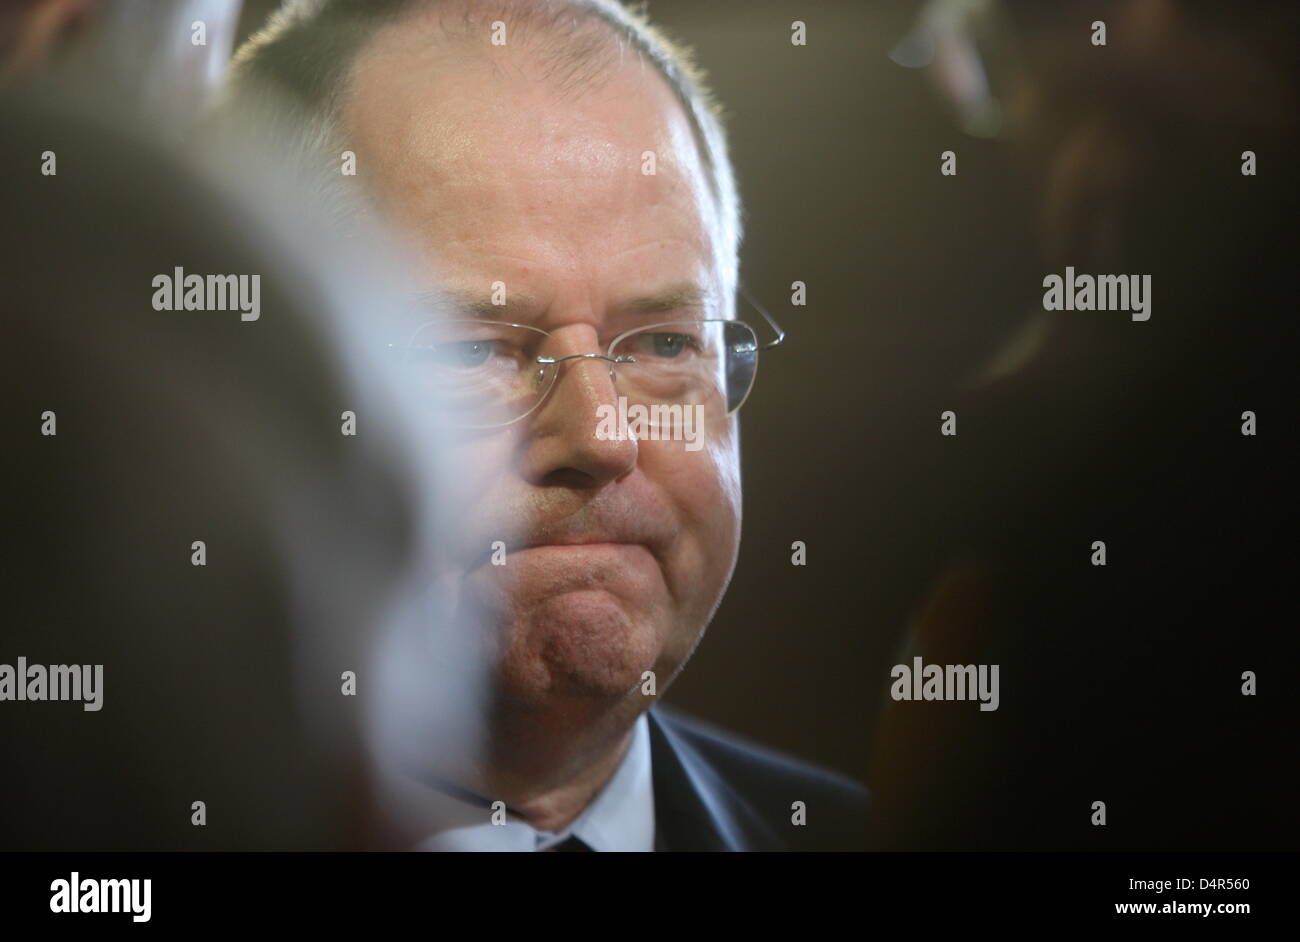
[
  {"left": 344, "top": 2, "right": 714, "bottom": 192},
  {"left": 360, "top": 0, "right": 628, "bottom": 100},
  {"left": 343, "top": 8, "right": 729, "bottom": 312},
  {"left": 348, "top": 47, "right": 680, "bottom": 201},
  {"left": 351, "top": 72, "right": 716, "bottom": 264}
]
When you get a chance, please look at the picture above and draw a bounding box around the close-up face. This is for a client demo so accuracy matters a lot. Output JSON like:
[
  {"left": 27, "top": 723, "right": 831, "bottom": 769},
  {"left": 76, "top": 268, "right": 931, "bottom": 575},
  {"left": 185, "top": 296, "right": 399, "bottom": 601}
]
[{"left": 344, "top": 18, "right": 743, "bottom": 714}]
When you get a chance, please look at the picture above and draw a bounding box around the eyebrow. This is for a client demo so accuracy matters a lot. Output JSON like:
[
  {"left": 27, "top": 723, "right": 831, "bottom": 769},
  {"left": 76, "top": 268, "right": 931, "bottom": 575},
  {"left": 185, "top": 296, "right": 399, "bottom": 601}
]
[
  {"left": 416, "top": 282, "right": 715, "bottom": 321},
  {"left": 416, "top": 288, "right": 544, "bottom": 321},
  {"left": 621, "top": 283, "right": 715, "bottom": 316}
]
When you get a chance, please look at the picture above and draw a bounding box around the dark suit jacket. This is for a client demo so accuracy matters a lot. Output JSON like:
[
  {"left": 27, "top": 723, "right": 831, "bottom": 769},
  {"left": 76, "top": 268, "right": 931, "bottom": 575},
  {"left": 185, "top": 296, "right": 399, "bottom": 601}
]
[{"left": 647, "top": 705, "right": 869, "bottom": 851}]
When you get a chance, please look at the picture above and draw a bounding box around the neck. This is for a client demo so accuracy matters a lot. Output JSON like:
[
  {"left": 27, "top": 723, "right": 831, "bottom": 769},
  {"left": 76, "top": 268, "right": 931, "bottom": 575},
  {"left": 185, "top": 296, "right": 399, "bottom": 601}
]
[{"left": 481, "top": 695, "right": 644, "bottom": 833}]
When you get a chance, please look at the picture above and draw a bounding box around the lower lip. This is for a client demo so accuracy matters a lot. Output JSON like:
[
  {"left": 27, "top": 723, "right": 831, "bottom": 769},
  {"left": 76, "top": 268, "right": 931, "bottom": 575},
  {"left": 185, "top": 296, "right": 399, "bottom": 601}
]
[
  {"left": 505, "top": 542, "right": 658, "bottom": 566},
  {"left": 520, "top": 542, "right": 649, "bottom": 555},
  {"left": 472, "top": 543, "right": 657, "bottom": 573}
]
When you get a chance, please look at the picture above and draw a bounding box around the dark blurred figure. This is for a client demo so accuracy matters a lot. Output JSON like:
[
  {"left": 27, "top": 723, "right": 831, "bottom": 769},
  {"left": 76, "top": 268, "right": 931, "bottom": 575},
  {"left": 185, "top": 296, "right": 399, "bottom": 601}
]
[
  {"left": 869, "top": 0, "right": 1298, "bottom": 849},
  {"left": 0, "top": 83, "right": 429, "bottom": 848}
]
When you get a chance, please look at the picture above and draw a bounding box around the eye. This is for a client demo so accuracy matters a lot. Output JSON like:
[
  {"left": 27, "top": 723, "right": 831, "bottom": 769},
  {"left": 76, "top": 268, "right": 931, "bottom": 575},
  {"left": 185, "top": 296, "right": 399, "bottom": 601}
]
[
  {"left": 648, "top": 332, "right": 692, "bottom": 358},
  {"left": 428, "top": 339, "right": 495, "bottom": 368}
]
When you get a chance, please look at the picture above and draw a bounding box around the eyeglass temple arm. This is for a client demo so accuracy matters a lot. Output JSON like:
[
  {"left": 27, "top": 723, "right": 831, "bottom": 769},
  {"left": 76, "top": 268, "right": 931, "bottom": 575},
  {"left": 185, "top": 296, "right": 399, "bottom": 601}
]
[{"left": 740, "top": 285, "right": 787, "bottom": 350}]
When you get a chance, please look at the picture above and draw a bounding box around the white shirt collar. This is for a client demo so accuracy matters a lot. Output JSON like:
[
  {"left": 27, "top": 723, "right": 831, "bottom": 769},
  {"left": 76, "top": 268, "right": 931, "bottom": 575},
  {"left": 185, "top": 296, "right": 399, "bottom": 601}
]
[{"left": 413, "top": 713, "right": 655, "bottom": 852}]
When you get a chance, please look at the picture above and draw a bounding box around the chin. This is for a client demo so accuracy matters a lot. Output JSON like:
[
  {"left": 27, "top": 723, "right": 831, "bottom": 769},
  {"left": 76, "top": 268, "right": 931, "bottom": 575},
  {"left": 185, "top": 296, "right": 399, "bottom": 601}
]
[{"left": 491, "top": 590, "right": 669, "bottom": 709}]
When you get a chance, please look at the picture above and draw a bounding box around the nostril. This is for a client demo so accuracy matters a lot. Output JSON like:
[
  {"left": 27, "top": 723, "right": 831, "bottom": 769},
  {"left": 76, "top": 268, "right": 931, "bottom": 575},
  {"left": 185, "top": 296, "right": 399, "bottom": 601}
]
[{"left": 541, "top": 467, "right": 598, "bottom": 490}]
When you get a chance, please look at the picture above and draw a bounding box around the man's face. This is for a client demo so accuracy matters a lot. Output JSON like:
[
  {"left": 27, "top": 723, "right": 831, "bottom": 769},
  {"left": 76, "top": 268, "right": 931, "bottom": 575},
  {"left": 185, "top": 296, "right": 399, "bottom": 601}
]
[{"left": 346, "top": 26, "right": 742, "bottom": 713}]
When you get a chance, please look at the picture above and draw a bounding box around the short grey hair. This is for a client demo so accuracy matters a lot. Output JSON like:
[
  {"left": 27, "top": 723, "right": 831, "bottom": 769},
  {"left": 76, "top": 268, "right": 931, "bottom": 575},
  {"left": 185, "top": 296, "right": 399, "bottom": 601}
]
[{"left": 225, "top": 0, "right": 742, "bottom": 289}]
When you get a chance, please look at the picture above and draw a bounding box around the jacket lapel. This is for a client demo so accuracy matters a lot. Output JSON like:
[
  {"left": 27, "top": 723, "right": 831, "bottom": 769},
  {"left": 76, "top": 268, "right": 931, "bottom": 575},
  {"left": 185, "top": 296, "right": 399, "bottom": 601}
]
[{"left": 646, "top": 707, "right": 781, "bottom": 851}]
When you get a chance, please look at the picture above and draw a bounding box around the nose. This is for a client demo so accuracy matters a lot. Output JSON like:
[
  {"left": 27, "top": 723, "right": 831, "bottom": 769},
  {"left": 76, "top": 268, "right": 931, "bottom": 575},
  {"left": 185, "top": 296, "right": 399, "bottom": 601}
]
[{"left": 519, "top": 325, "right": 638, "bottom": 489}]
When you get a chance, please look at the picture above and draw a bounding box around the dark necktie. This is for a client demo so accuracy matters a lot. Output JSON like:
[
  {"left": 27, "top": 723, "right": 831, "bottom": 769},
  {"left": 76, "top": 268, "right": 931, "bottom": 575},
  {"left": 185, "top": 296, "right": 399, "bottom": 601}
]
[{"left": 547, "top": 835, "right": 594, "bottom": 852}]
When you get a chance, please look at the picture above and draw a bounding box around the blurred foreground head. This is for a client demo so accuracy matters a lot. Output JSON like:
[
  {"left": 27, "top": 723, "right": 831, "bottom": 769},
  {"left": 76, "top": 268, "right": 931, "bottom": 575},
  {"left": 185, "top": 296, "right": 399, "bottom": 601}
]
[
  {"left": 0, "top": 0, "right": 242, "bottom": 137},
  {"left": 0, "top": 80, "right": 477, "bottom": 848}
]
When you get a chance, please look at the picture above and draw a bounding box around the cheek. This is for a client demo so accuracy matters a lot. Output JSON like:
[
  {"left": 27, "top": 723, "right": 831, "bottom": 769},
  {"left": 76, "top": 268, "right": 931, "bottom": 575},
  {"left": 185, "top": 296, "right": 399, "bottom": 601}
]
[
  {"left": 703, "top": 431, "right": 744, "bottom": 571},
  {"left": 644, "top": 424, "right": 742, "bottom": 585}
]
